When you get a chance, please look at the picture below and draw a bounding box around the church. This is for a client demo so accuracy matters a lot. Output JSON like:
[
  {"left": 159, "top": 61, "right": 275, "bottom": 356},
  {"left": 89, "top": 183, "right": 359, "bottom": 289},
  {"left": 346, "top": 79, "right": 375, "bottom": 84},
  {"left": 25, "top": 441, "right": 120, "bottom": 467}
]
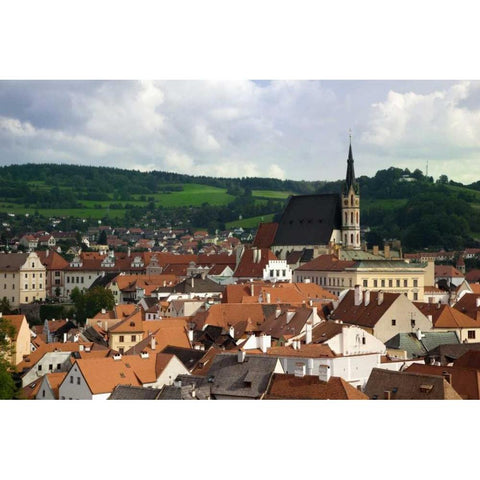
[{"left": 260, "top": 140, "right": 362, "bottom": 261}]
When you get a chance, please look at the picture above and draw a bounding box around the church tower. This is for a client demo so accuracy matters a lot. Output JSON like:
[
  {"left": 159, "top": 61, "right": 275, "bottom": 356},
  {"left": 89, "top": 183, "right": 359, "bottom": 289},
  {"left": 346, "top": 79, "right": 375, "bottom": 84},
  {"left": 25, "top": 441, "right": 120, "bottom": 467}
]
[{"left": 341, "top": 138, "right": 361, "bottom": 250}]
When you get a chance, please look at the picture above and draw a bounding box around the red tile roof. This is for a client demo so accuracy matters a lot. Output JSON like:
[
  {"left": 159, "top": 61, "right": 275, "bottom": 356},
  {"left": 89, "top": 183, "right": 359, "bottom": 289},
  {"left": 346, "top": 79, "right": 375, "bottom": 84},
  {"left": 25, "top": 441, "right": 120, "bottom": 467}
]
[
  {"left": 234, "top": 248, "right": 277, "bottom": 278},
  {"left": 252, "top": 222, "right": 278, "bottom": 249},
  {"left": 296, "top": 254, "right": 356, "bottom": 272},
  {"left": 265, "top": 374, "right": 368, "bottom": 399},
  {"left": 435, "top": 265, "right": 464, "bottom": 278},
  {"left": 414, "top": 302, "right": 479, "bottom": 328}
]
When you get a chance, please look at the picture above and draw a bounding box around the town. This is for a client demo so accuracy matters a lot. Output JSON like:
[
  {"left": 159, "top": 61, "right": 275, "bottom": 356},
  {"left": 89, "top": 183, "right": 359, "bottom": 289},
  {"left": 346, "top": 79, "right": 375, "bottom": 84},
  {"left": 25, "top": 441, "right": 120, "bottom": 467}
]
[{"left": 2, "top": 142, "right": 480, "bottom": 400}]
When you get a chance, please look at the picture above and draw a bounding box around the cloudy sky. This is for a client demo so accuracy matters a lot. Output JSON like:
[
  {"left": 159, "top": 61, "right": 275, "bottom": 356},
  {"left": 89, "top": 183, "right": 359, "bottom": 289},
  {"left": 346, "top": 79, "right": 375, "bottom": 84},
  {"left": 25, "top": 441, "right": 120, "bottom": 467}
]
[{"left": 2, "top": 79, "right": 480, "bottom": 183}]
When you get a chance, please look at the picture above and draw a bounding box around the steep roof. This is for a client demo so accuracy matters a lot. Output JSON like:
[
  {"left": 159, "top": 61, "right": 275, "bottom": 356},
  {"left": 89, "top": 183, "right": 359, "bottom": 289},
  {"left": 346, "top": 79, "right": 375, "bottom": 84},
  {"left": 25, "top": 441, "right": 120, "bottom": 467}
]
[
  {"left": 1, "top": 314, "right": 27, "bottom": 341},
  {"left": 454, "top": 350, "right": 480, "bottom": 370},
  {"left": 428, "top": 343, "right": 480, "bottom": 364},
  {"left": 364, "top": 367, "right": 462, "bottom": 400},
  {"left": 160, "top": 346, "right": 206, "bottom": 371},
  {"left": 108, "top": 384, "right": 163, "bottom": 400},
  {"left": 251, "top": 343, "right": 336, "bottom": 358},
  {"left": 330, "top": 290, "right": 400, "bottom": 328},
  {"left": 259, "top": 305, "right": 313, "bottom": 339},
  {"left": 234, "top": 248, "right": 277, "bottom": 278},
  {"left": 453, "top": 294, "right": 480, "bottom": 321},
  {"left": 0, "top": 253, "right": 29, "bottom": 271},
  {"left": 252, "top": 222, "right": 279, "bottom": 249},
  {"left": 43, "top": 372, "right": 68, "bottom": 399},
  {"left": 385, "top": 331, "right": 460, "bottom": 358},
  {"left": 206, "top": 352, "right": 280, "bottom": 399},
  {"left": 108, "top": 310, "right": 144, "bottom": 333},
  {"left": 435, "top": 265, "right": 464, "bottom": 278},
  {"left": 272, "top": 194, "right": 342, "bottom": 247},
  {"left": 265, "top": 374, "right": 368, "bottom": 400},
  {"left": 35, "top": 250, "right": 69, "bottom": 270},
  {"left": 406, "top": 363, "right": 480, "bottom": 400},
  {"left": 414, "top": 302, "right": 479, "bottom": 328}
]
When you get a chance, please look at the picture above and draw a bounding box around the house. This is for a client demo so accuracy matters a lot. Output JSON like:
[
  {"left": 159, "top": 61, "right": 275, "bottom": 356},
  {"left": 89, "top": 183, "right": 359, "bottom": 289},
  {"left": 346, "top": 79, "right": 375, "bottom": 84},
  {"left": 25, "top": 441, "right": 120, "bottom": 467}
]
[
  {"left": 294, "top": 254, "right": 431, "bottom": 302},
  {"left": 246, "top": 341, "right": 379, "bottom": 390},
  {"left": 35, "top": 250, "right": 69, "bottom": 299},
  {"left": 264, "top": 373, "right": 368, "bottom": 400},
  {"left": 205, "top": 352, "right": 284, "bottom": 399},
  {"left": 108, "top": 309, "right": 144, "bottom": 354},
  {"left": 262, "top": 259, "right": 293, "bottom": 282},
  {"left": 35, "top": 372, "right": 68, "bottom": 400},
  {"left": 158, "top": 374, "right": 211, "bottom": 400},
  {"left": 0, "top": 252, "right": 47, "bottom": 306},
  {"left": 427, "top": 343, "right": 480, "bottom": 365},
  {"left": 330, "top": 287, "right": 432, "bottom": 343},
  {"left": 58, "top": 352, "right": 189, "bottom": 400},
  {"left": 414, "top": 302, "right": 480, "bottom": 343},
  {"left": 19, "top": 234, "right": 38, "bottom": 250},
  {"left": 435, "top": 265, "right": 464, "bottom": 288},
  {"left": 233, "top": 247, "right": 278, "bottom": 280},
  {"left": 364, "top": 367, "right": 462, "bottom": 400},
  {"left": 0, "top": 314, "right": 30, "bottom": 366}
]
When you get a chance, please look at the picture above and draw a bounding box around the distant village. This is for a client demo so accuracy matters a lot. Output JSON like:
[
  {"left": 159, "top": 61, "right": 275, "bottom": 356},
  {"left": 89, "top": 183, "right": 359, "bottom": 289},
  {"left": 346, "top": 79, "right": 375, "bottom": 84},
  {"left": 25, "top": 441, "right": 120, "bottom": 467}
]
[{"left": 3, "top": 143, "right": 480, "bottom": 400}]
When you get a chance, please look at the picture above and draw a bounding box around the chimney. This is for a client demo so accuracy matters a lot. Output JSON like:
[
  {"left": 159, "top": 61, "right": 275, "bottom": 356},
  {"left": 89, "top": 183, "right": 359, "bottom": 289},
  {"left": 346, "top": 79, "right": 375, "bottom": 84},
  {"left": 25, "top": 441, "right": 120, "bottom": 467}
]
[
  {"left": 79, "top": 344, "right": 84, "bottom": 351},
  {"left": 384, "top": 390, "right": 391, "bottom": 400},
  {"left": 127, "top": 247, "right": 131, "bottom": 257},
  {"left": 384, "top": 245, "right": 391, "bottom": 259},
  {"left": 46, "top": 249, "right": 50, "bottom": 257},
  {"left": 258, "top": 334, "right": 270, "bottom": 353},
  {"left": 104, "top": 321, "right": 108, "bottom": 331},
  {"left": 101, "top": 308, "right": 106, "bottom": 315},
  {"left": 427, "top": 314, "right": 433, "bottom": 323},
  {"left": 292, "top": 339, "right": 301, "bottom": 350},
  {"left": 265, "top": 292, "right": 271, "bottom": 304},
  {"left": 305, "top": 323, "right": 312, "bottom": 345},
  {"left": 442, "top": 371, "right": 452, "bottom": 384},
  {"left": 286, "top": 311, "right": 295, "bottom": 324},
  {"left": 187, "top": 329, "right": 194, "bottom": 343},
  {"left": 113, "top": 353, "right": 122, "bottom": 360},
  {"left": 318, "top": 364, "right": 331, "bottom": 382},
  {"left": 251, "top": 282, "right": 255, "bottom": 297},
  {"left": 476, "top": 297, "right": 480, "bottom": 308},
  {"left": 275, "top": 306, "right": 281, "bottom": 318},
  {"left": 63, "top": 332, "right": 67, "bottom": 343},
  {"left": 294, "top": 362, "right": 306, "bottom": 377},
  {"left": 229, "top": 325, "right": 235, "bottom": 338},
  {"left": 416, "top": 328, "right": 424, "bottom": 341},
  {"left": 364, "top": 289, "right": 370, "bottom": 306},
  {"left": 151, "top": 336, "right": 156, "bottom": 350},
  {"left": 237, "top": 350, "right": 246, "bottom": 363},
  {"left": 377, "top": 290, "right": 384, "bottom": 306},
  {"left": 354, "top": 285, "right": 363, "bottom": 306},
  {"left": 304, "top": 278, "right": 311, "bottom": 284},
  {"left": 373, "top": 245, "right": 379, "bottom": 256}
]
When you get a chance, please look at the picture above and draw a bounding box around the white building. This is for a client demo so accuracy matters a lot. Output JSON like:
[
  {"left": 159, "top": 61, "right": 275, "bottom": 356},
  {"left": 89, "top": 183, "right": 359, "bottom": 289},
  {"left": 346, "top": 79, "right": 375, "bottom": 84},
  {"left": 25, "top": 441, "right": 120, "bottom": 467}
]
[{"left": 263, "top": 259, "right": 292, "bottom": 283}]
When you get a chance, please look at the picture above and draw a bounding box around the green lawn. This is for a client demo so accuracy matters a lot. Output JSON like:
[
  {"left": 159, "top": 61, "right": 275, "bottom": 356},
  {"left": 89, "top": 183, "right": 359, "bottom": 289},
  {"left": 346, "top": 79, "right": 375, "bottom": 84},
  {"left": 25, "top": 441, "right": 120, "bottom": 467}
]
[
  {"left": 0, "top": 205, "right": 126, "bottom": 219},
  {"left": 226, "top": 213, "right": 276, "bottom": 229}
]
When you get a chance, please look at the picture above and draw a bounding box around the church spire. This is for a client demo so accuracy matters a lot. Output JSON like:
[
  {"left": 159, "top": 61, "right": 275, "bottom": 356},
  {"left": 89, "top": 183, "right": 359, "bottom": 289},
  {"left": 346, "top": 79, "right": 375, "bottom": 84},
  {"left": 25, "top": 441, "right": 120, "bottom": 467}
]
[{"left": 344, "top": 134, "right": 358, "bottom": 194}]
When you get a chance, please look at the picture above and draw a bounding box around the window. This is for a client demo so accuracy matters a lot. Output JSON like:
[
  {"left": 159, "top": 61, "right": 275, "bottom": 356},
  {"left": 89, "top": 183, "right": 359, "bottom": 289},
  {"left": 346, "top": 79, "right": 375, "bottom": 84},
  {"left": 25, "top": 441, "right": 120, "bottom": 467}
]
[
  {"left": 81, "top": 277, "right": 84, "bottom": 284},
  {"left": 25, "top": 273, "right": 28, "bottom": 278},
  {"left": 363, "top": 279, "right": 368, "bottom": 287},
  {"left": 67, "top": 276, "right": 70, "bottom": 283},
  {"left": 413, "top": 279, "right": 418, "bottom": 287},
  {"left": 392, "top": 319, "right": 396, "bottom": 326},
  {"left": 39, "top": 284, "right": 42, "bottom": 289},
  {"left": 270, "top": 270, "right": 274, "bottom": 277},
  {"left": 119, "top": 335, "right": 124, "bottom": 342},
  {"left": 48, "top": 364, "right": 53, "bottom": 371},
  {"left": 38, "top": 365, "right": 42, "bottom": 371},
  {"left": 413, "top": 293, "right": 418, "bottom": 301},
  {"left": 411, "top": 319, "right": 416, "bottom": 328},
  {"left": 362, "top": 337, "right": 366, "bottom": 345},
  {"left": 3, "top": 284, "right": 5, "bottom": 289},
  {"left": 55, "top": 279, "right": 60, "bottom": 285},
  {"left": 56, "top": 363, "right": 61, "bottom": 370},
  {"left": 468, "top": 330, "right": 476, "bottom": 339},
  {"left": 131, "top": 335, "right": 136, "bottom": 342},
  {"left": 42, "top": 390, "right": 45, "bottom": 398},
  {"left": 404, "top": 279, "right": 408, "bottom": 287},
  {"left": 32, "top": 284, "right": 35, "bottom": 289},
  {"left": 24, "top": 284, "right": 28, "bottom": 290},
  {"left": 77, "top": 377, "right": 81, "bottom": 385},
  {"left": 40, "top": 273, "right": 42, "bottom": 278},
  {"left": 373, "top": 279, "right": 378, "bottom": 288},
  {"left": 25, "top": 296, "right": 28, "bottom": 302},
  {"left": 381, "top": 279, "right": 385, "bottom": 287},
  {"left": 32, "top": 273, "right": 35, "bottom": 278},
  {"left": 396, "top": 279, "right": 400, "bottom": 287},
  {"left": 31, "top": 262, "right": 35, "bottom": 267},
  {"left": 70, "top": 376, "right": 73, "bottom": 384},
  {"left": 12, "top": 284, "right": 14, "bottom": 289},
  {"left": 55, "top": 271, "right": 60, "bottom": 277},
  {"left": 388, "top": 279, "right": 393, "bottom": 287}
]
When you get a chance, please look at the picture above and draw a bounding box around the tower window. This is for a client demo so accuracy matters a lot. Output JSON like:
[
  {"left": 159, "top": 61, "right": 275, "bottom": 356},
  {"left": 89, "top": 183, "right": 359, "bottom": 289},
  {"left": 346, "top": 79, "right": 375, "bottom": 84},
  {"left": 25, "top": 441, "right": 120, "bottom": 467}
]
[{"left": 351, "top": 194, "right": 354, "bottom": 204}]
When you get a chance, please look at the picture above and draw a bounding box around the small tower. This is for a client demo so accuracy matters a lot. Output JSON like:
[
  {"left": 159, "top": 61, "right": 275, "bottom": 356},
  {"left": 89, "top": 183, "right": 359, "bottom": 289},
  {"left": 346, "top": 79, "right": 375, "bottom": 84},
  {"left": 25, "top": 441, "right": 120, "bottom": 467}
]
[{"left": 341, "top": 137, "right": 361, "bottom": 250}]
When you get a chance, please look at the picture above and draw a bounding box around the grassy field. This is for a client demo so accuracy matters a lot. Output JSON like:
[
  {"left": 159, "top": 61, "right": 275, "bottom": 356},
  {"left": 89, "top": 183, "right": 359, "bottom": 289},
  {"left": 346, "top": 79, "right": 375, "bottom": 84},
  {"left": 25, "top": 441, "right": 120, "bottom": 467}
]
[
  {"left": 252, "top": 190, "right": 293, "bottom": 199},
  {"left": 226, "top": 213, "right": 276, "bottom": 229}
]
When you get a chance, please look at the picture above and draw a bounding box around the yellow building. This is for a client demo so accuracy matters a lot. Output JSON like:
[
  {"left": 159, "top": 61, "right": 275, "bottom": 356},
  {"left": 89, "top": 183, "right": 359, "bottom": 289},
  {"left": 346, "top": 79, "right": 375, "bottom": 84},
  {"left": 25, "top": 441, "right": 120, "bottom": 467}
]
[
  {"left": 0, "top": 252, "right": 47, "bottom": 307},
  {"left": 294, "top": 255, "right": 432, "bottom": 302},
  {"left": 108, "top": 310, "right": 144, "bottom": 354}
]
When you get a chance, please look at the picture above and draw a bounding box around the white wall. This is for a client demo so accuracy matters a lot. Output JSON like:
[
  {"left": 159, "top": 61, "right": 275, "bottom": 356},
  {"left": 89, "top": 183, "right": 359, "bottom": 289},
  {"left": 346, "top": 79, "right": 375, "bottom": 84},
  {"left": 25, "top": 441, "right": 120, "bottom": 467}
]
[
  {"left": 58, "top": 363, "right": 93, "bottom": 400},
  {"left": 22, "top": 352, "right": 72, "bottom": 387}
]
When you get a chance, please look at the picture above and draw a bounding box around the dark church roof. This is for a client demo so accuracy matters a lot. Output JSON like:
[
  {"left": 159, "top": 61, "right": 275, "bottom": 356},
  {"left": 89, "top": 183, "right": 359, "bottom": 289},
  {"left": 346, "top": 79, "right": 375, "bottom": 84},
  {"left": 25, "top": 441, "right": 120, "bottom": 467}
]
[
  {"left": 344, "top": 141, "right": 359, "bottom": 194},
  {"left": 272, "top": 193, "right": 341, "bottom": 247}
]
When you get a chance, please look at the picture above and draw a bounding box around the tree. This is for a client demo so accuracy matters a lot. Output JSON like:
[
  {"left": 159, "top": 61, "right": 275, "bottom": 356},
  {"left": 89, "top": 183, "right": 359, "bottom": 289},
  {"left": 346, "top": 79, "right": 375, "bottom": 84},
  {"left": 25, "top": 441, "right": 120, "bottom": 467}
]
[
  {"left": 0, "top": 297, "right": 13, "bottom": 315},
  {"left": 437, "top": 174, "right": 449, "bottom": 184},
  {"left": 70, "top": 286, "right": 115, "bottom": 324},
  {"left": 98, "top": 230, "right": 107, "bottom": 245},
  {"left": 0, "top": 317, "right": 17, "bottom": 399}
]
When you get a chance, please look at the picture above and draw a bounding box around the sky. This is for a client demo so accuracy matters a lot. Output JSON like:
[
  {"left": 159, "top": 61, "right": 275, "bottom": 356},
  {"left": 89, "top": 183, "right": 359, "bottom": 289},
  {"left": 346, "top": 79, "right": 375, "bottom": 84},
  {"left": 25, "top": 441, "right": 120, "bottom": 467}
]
[{"left": 2, "top": 79, "right": 480, "bottom": 183}]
